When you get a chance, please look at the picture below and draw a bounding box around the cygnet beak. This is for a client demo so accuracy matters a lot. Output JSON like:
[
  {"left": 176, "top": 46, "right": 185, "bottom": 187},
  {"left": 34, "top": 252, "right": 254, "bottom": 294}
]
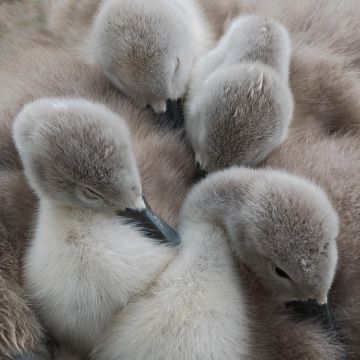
[
  {"left": 195, "top": 152, "right": 208, "bottom": 172},
  {"left": 193, "top": 162, "right": 208, "bottom": 184},
  {"left": 285, "top": 298, "right": 334, "bottom": 330},
  {"left": 118, "top": 195, "right": 181, "bottom": 246},
  {"left": 159, "top": 99, "right": 185, "bottom": 131}
]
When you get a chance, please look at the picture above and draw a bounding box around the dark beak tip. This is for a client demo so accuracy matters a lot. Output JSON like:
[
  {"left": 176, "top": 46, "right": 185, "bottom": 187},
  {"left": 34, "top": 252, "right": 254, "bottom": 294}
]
[
  {"left": 119, "top": 196, "right": 181, "bottom": 247},
  {"left": 158, "top": 98, "right": 185, "bottom": 131},
  {"left": 193, "top": 166, "right": 208, "bottom": 183}
]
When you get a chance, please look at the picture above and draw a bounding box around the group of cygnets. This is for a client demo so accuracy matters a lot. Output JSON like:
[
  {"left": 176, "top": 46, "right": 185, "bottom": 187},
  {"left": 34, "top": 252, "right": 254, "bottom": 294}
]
[{"left": 1, "top": 0, "right": 359, "bottom": 359}]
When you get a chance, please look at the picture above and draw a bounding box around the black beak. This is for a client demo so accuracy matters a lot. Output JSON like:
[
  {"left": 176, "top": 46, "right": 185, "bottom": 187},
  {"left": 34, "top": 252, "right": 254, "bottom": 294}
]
[
  {"left": 285, "top": 299, "right": 334, "bottom": 330},
  {"left": 192, "top": 163, "right": 208, "bottom": 184},
  {"left": 119, "top": 196, "right": 181, "bottom": 246},
  {"left": 158, "top": 99, "right": 185, "bottom": 131}
]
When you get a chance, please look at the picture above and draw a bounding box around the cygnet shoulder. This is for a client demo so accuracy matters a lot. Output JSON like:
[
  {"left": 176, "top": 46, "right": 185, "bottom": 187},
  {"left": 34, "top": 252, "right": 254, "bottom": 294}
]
[{"left": 13, "top": 97, "right": 175, "bottom": 356}]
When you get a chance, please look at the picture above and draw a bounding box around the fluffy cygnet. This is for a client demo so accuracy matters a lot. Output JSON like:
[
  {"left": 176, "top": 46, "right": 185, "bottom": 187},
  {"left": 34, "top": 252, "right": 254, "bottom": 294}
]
[
  {"left": 185, "top": 15, "right": 293, "bottom": 171},
  {"left": 13, "top": 98, "right": 176, "bottom": 356},
  {"left": 89, "top": 0, "right": 213, "bottom": 113},
  {"left": 91, "top": 173, "right": 251, "bottom": 360},
  {"left": 91, "top": 165, "right": 338, "bottom": 360},
  {"left": 195, "top": 167, "right": 338, "bottom": 304}
]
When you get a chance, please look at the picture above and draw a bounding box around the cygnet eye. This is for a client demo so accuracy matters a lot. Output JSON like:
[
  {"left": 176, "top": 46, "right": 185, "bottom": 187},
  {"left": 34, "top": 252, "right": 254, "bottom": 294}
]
[
  {"left": 82, "top": 187, "right": 103, "bottom": 201},
  {"left": 275, "top": 266, "right": 291, "bottom": 280}
]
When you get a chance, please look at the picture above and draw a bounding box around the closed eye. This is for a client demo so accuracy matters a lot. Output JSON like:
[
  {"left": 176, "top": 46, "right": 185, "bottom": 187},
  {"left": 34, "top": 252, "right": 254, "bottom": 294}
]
[
  {"left": 275, "top": 266, "right": 291, "bottom": 280},
  {"left": 82, "top": 187, "right": 103, "bottom": 201}
]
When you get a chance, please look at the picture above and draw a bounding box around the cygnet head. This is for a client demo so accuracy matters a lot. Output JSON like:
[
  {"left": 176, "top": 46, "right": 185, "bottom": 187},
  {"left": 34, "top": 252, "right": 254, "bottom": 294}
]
[
  {"left": 90, "top": 0, "right": 195, "bottom": 113},
  {"left": 181, "top": 167, "right": 339, "bottom": 304},
  {"left": 186, "top": 63, "right": 293, "bottom": 171},
  {"left": 13, "top": 98, "right": 144, "bottom": 213}
]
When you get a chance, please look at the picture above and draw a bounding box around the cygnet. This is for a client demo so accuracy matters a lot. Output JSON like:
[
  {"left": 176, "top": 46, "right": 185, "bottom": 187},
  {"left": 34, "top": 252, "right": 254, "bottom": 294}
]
[
  {"left": 13, "top": 97, "right": 177, "bottom": 357},
  {"left": 91, "top": 166, "right": 338, "bottom": 359},
  {"left": 185, "top": 15, "right": 293, "bottom": 170},
  {"left": 89, "top": 0, "right": 213, "bottom": 113}
]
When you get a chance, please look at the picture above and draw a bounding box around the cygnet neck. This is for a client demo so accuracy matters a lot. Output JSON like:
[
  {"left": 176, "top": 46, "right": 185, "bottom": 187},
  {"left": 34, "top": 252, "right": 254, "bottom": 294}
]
[
  {"left": 37, "top": 198, "right": 108, "bottom": 240},
  {"left": 179, "top": 176, "right": 249, "bottom": 240}
]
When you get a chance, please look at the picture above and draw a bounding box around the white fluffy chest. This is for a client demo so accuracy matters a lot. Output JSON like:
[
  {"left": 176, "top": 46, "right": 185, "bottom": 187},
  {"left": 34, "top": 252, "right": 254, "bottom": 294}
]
[{"left": 24, "top": 202, "right": 174, "bottom": 354}]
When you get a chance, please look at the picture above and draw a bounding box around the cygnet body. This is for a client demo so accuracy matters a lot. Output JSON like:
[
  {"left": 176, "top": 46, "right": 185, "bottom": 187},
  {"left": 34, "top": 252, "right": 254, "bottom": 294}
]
[
  {"left": 13, "top": 98, "right": 175, "bottom": 356},
  {"left": 91, "top": 166, "right": 338, "bottom": 359},
  {"left": 89, "top": 0, "right": 213, "bottom": 113},
  {"left": 186, "top": 15, "right": 293, "bottom": 170}
]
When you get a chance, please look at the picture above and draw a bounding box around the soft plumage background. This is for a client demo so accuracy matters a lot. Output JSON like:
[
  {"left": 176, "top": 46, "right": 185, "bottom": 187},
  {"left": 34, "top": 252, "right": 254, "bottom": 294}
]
[{"left": 0, "top": 0, "right": 47, "bottom": 39}]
